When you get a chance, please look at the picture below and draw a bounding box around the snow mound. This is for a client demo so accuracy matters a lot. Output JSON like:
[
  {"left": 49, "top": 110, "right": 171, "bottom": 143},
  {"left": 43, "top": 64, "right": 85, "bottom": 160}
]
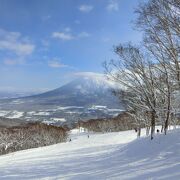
[{"left": 124, "top": 129, "right": 180, "bottom": 159}]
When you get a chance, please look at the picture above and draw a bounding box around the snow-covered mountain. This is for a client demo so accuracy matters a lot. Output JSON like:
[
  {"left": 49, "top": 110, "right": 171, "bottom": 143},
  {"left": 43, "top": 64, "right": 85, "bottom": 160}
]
[
  {"left": 30, "top": 74, "right": 120, "bottom": 106},
  {"left": 0, "top": 74, "right": 124, "bottom": 124},
  {"left": 0, "top": 74, "right": 123, "bottom": 110}
]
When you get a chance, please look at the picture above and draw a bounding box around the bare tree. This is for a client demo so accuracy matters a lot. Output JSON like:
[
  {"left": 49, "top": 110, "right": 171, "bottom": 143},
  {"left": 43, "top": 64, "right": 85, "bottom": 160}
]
[
  {"left": 104, "top": 44, "right": 160, "bottom": 139},
  {"left": 104, "top": 0, "right": 180, "bottom": 139},
  {"left": 135, "top": 0, "right": 180, "bottom": 134}
]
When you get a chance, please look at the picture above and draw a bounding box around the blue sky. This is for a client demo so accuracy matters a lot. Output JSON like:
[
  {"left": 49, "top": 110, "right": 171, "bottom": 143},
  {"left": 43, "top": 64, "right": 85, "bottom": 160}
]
[{"left": 0, "top": 0, "right": 142, "bottom": 92}]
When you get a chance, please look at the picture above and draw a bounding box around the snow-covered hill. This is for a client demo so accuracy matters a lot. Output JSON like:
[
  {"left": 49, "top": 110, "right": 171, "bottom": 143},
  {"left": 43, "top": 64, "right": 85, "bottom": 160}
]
[{"left": 0, "top": 128, "right": 179, "bottom": 179}]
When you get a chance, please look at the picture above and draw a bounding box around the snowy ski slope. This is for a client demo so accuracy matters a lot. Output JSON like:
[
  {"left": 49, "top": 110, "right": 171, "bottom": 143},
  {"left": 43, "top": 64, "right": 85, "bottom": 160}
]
[{"left": 0, "top": 127, "right": 179, "bottom": 180}]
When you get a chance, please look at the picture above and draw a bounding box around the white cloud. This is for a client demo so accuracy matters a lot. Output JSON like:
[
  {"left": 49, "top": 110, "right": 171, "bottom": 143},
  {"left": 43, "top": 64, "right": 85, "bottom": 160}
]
[
  {"left": 3, "top": 58, "right": 23, "bottom": 66},
  {"left": 52, "top": 32, "right": 74, "bottom": 41},
  {"left": 52, "top": 31, "right": 90, "bottom": 41},
  {"left": 79, "top": 5, "right": 93, "bottom": 13},
  {"left": 74, "top": 71, "right": 121, "bottom": 89},
  {"left": 0, "top": 29, "right": 35, "bottom": 57},
  {"left": 78, "top": 32, "right": 91, "bottom": 38},
  {"left": 74, "top": 72, "right": 104, "bottom": 78},
  {"left": 48, "top": 59, "right": 69, "bottom": 68},
  {"left": 107, "top": 0, "right": 119, "bottom": 12},
  {"left": 64, "top": 27, "right": 71, "bottom": 32}
]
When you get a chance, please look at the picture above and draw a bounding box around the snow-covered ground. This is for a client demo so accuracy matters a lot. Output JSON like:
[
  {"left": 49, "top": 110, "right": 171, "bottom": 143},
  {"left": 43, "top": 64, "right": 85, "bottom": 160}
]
[
  {"left": 43, "top": 118, "right": 66, "bottom": 125},
  {"left": 32, "top": 112, "right": 50, "bottom": 116},
  {"left": 50, "top": 117, "right": 66, "bottom": 122},
  {"left": 0, "top": 111, "right": 10, "bottom": 117},
  {"left": 6, "top": 111, "right": 24, "bottom": 119},
  {"left": 0, "top": 127, "right": 179, "bottom": 179}
]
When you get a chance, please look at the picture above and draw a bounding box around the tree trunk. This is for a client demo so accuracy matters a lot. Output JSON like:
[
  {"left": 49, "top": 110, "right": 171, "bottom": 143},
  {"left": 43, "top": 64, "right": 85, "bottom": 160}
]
[
  {"left": 151, "top": 110, "right": 156, "bottom": 140},
  {"left": 164, "top": 90, "right": 171, "bottom": 135},
  {"left": 137, "top": 127, "right": 141, "bottom": 137},
  {"left": 146, "top": 126, "right": 150, "bottom": 136},
  {"left": 161, "top": 124, "right": 164, "bottom": 133}
]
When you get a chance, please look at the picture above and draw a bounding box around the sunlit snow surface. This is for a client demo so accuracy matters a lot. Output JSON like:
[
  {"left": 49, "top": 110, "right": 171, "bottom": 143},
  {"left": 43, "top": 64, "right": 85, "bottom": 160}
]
[{"left": 0, "top": 127, "right": 180, "bottom": 179}]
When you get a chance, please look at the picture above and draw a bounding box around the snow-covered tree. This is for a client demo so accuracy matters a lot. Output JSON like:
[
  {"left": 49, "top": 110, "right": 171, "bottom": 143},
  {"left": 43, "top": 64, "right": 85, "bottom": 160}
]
[
  {"left": 105, "top": 0, "right": 180, "bottom": 139},
  {"left": 104, "top": 44, "right": 160, "bottom": 139}
]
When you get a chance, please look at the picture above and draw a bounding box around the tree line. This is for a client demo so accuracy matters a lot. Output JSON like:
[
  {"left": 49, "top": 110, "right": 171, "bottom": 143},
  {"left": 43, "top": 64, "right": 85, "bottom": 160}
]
[
  {"left": 0, "top": 122, "right": 68, "bottom": 155},
  {"left": 76, "top": 112, "right": 136, "bottom": 133}
]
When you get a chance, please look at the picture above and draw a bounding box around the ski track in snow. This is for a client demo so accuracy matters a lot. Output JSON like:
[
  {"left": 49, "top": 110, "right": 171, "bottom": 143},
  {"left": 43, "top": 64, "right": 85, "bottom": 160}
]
[{"left": 0, "top": 128, "right": 180, "bottom": 180}]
